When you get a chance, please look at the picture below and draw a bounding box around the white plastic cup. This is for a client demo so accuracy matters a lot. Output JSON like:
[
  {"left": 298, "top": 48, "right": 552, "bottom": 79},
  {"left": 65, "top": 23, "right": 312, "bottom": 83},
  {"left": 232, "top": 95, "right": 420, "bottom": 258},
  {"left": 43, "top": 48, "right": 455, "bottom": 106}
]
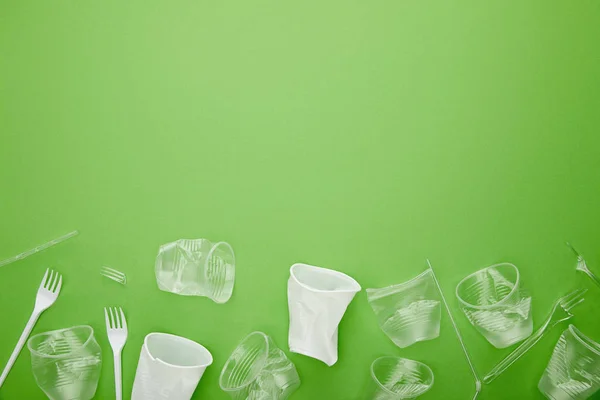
[
  {"left": 131, "top": 333, "right": 213, "bottom": 400},
  {"left": 288, "top": 263, "right": 361, "bottom": 366}
]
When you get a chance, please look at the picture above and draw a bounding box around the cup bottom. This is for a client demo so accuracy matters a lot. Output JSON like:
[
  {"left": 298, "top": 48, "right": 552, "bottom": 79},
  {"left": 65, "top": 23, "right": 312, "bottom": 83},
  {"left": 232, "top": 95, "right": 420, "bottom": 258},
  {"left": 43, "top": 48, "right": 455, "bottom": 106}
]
[{"left": 480, "top": 317, "right": 533, "bottom": 349}]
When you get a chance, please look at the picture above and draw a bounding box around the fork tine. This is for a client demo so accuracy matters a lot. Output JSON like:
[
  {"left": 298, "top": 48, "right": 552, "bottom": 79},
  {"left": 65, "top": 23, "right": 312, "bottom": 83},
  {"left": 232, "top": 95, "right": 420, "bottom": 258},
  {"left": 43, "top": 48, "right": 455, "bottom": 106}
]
[
  {"left": 104, "top": 307, "right": 111, "bottom": 330},
  {"left": 560, "top": 289, "right": 585, "bottom": 305},
  {"left": 114, "top": 307, "right": 122, "bottom": 328},
  {"left": 119, "top": 307, "right": 127, "bottom": 331},
  {"left": 109, "top": 307, "right": 116, "bottom": 329},
  {"left": 40, "top": 268, "right": 50, "bottom": 289},
  {"left": 54, "top": 274, "right": 63, "bottom": 294},
  {"left": 45, "top": 269, "right": 55, "bottom": 289},
  {"left": 561, "top": 288, "right": 586, "bottom": 308},
  {"left": 565, "top": 297, "right": 585, "bottom": 311}
]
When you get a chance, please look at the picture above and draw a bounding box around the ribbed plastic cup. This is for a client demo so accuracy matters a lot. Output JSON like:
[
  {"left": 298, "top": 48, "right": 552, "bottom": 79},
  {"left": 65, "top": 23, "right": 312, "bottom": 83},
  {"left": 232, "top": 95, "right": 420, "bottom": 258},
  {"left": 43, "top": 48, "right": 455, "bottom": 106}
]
[
  {"left": 363, "top": 356, "right": 434, "bottom": 400},
  {"left": 27, "top": 325, "right": 102, "bottom": 400},
  {"left": 539, "top": 325, "right": 600, "bottom": 400},
  {"left": 456, "top": 263, "right": 533, "bottom": 348},
  {"left": 367, "top": 269, "right": 441, "bottom": 349},
  {"left": 155, "top": 238, "right": 235, "bottom": 303},
  {"left": 219, "top": 331, "right": 300, "bottom": 400}
]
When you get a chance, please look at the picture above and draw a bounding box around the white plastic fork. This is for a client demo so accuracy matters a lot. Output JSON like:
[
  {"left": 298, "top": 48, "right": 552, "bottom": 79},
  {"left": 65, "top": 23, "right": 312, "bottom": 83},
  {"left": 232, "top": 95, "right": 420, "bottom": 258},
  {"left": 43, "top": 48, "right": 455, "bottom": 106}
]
[
  {"left": 105, "top": 307, "right": 128, "bottom": 400},
  {"left": 0, "top": 268, "right": 63, "bottom": 387}
]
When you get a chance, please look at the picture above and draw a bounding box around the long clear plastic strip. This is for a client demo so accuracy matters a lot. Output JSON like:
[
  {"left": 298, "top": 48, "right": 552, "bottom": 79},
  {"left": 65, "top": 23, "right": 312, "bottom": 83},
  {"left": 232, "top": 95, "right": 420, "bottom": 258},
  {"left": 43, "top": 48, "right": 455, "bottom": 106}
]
[
  {"left": 0, "top": 230, "right": 79, "bottom": 268},
  {"left": 427, "top": 259, "right": 481, "bottom": 400}
]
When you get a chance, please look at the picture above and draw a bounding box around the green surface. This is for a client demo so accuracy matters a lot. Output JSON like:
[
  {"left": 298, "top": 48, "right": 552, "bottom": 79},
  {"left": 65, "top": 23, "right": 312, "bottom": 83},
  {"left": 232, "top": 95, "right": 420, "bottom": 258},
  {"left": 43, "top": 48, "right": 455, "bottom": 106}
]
[{"left": 1, "top": 0, "right": 600, "bottom": 399}]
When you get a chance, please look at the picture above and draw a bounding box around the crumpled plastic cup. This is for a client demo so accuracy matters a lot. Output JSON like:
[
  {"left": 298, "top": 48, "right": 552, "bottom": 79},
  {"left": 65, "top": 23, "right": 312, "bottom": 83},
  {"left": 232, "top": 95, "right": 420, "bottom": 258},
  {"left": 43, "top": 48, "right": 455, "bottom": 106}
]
[
  {"left": 363, "top": 356, "right": 434, "bottom": 400},
  {"left": 288, "top": 263, "right": 361, "bottom": 366},
  {"left": 155, "top": 238, "right": 235, "bottom": 303},
  {"left": 456, "top": 263, "right": 533, "bottom": 348},
  {"left": 131, "top": 333, "right": 213, "bottom": 400},
  {"left": 539, "top": 325, "right": 600, "bottom": 400},
  {"left": 219, "top": 331, "right": 300, "bottom": 400},
  {"left": 367, "top": 269, "right": 441, "bottom": 349},
  {"left": 27, "top": 325, "right": 102, "bottom": 400}
]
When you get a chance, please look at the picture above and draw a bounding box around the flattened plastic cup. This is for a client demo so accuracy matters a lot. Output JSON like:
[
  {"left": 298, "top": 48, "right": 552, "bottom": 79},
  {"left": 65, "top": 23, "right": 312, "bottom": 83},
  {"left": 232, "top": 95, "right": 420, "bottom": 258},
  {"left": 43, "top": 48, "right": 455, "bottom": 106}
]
[
  {"left": 539, "top": 325, "right": 600, "bottom": 400},
  {"left": 28, "top": 325, "right": 102, "bottom": 400},
  {"left": 131, "top": 333, "right": 213, "bottom": 400},
  {"left": 219, "top": 331, "right": 300, "bottom": 400},
  {"left": 367, "top": 269, "right": 441, "bottom": 349},
  {"left": 155, "top": 238, "right": 235, "bottom": 303},
  {"left": 456, "top": 263, "right": 533, "bottom": 348},
  {"left": 288, "top": 263, "right": 361, "bottom": 366},
  {"left": 363, "top": 356, "right": 434, "bottom": 400}
]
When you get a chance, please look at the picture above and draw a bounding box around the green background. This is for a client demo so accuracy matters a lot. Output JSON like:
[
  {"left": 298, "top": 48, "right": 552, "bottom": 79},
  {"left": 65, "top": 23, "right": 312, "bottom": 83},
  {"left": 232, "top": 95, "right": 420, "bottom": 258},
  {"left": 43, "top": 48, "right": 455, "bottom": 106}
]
[{"left": 1, "top": 0, "right": 600, "bottom": 398}]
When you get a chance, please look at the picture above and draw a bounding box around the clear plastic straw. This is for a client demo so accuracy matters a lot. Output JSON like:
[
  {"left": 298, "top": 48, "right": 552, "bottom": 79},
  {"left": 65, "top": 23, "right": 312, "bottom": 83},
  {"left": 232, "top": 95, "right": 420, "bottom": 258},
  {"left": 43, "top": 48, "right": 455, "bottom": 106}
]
[
  {"left": 427, "top": 259, "right": 481, "bottom": 400},
  {"left": 0, "top": 230, "right": 79, "bottom": 268}
]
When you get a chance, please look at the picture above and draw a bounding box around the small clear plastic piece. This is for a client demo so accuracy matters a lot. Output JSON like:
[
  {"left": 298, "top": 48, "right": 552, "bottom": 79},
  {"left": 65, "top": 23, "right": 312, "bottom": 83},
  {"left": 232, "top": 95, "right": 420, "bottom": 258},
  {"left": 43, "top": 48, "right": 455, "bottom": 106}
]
[
  {"left": 367, "top": 269, "right": 441, "bottom": 349},
  {"left": 539, "top": 325, "right": 600, "bottom": 400},
  {"left": 219, "top": 331, "right": 301, "bottom": 400},
  {"left": 155, "top": 238, "right": 235, "bottom": 303},
  {"left": 456, "top": 263, "right": 533, "bottom": 348},
  {"left": 101, "top": 266, "right": 127, "bottom": 285},
  {"left": 27, "top": 325, "right": 102, "bottom": 400},
  {"left": 363, "top": 356, "right": 434, "bottom": 400}
]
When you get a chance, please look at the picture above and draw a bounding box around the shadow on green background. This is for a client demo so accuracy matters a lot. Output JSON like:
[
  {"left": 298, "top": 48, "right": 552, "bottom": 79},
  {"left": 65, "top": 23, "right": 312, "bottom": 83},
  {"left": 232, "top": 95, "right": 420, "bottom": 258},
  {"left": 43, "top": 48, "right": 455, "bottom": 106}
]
[{"left": 1, "top": 0, "right": 600, "bottom": 398}]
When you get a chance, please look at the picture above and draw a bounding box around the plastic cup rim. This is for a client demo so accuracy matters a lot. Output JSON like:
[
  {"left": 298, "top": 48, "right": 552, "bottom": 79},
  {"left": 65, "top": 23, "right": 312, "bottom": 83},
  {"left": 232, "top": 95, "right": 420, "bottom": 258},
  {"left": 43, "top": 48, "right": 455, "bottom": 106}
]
[
  {"left": 205, "top": 241, "right": 235, "bottom": 303},
  {"left": 290, "top": 263, "right": 361, "bottom": 294},
  {"left": 455, "top": 262, "right": 521, "bottom": 310},
  {"left": 366, "top": 268, "right": 433, "bottom": 300},
  {"left": 27, "top": 325, "right": 96, "bottom": 359},
  {"left": 219, "top": 331, "right": 270, "bottom": 392},
  {"left": 144, "top": 332, "right": 213, "bottom": 369},
  {"left": 568, "top": 324, "right": 600, "bottom": 356},
  {"left": 370, "top": 356, "right": 434, "bottom": 397}
]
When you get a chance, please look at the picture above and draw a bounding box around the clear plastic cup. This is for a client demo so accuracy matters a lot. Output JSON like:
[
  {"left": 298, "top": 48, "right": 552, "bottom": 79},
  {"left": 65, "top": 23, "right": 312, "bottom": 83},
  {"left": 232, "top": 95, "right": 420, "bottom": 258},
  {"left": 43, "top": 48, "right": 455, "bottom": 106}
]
[
  {"left": 367, "top": 269, "right": 441, "bottom": 349},
  {"left": 456, "top": 263, "right": 533, "bottom": 348},
  {"left": 538, "top": 325, "right": 600, "bottom": 400},
  {"left": 155, "top": 238, "right": 235, "bottom": 303},
  {"left": 219, "top": 331, "right": 301, "bottom": 400},
  {"left": 27, "top": 325, "right": 102, "bottom": 400},
  {"left": 363, "top": 356, "right": 434, "bottom": 400}
]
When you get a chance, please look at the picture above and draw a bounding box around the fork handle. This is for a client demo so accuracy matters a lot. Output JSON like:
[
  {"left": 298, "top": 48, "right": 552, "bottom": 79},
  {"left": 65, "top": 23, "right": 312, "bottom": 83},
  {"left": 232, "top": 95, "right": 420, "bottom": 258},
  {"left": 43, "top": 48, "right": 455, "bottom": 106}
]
[
  {"left": 483, "top": 323, "right": 550, "bottom": 384},
  {"left": 0, "top": 311, "right": 41, "bottom": 388},
  {"left": 114, "top": 352, "right": 122, "bottom": 400}
]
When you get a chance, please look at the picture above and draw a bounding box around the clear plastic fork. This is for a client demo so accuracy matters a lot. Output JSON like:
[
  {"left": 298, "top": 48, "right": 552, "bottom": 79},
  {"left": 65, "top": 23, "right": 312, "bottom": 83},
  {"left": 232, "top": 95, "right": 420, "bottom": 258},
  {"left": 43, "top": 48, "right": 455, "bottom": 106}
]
[
  {"left": 105, "top": 307, "right": 128, "bottom": 400},
  {"left": 0, "top": 268, "right": 63, "bottom": 387},
  {"left": 483, "top": 288, "right": 587, "bottom": 384}
]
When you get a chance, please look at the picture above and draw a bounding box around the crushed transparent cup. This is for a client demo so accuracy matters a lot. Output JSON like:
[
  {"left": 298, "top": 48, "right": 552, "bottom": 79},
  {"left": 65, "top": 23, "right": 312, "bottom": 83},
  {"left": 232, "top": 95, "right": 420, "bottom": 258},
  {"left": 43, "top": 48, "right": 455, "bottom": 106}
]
[
  {"left": 367, "top": 269, "right": 441, "bottom": 348},
  {"left": 27, "top": 325, "right": 102, "bottom": 400},
  {"left": 363, "top": 356, "right": 434, "bottom": 400},
  {"left": 456, "top": 263, "right": 533, "bottom": 348},
  {"left": 539, "top": 325, "right": 600, "bottom": 400},
  {"left": 131, "top": 333, "right": 213, "bottom": 400},
  {"left": 155, "top": 238, "right": 235, "bottom": 303},
  {"left": 219, "top": 331, "right": 300, "bottom": 400}
]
